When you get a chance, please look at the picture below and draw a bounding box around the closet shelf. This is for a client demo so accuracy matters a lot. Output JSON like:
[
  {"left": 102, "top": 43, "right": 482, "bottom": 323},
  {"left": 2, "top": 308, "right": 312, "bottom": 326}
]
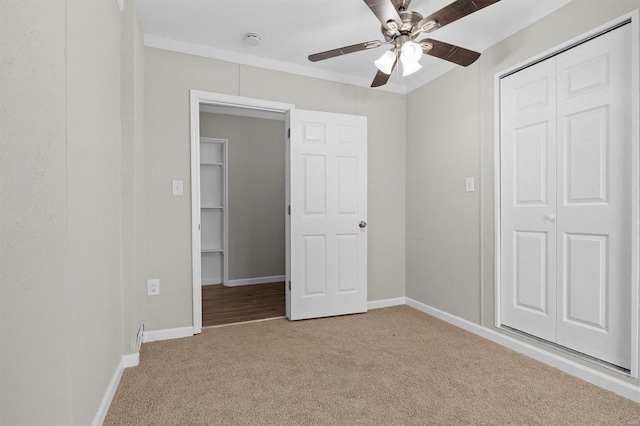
[{"left": 201, "top": 249, "right": 224, "bottom": 254}]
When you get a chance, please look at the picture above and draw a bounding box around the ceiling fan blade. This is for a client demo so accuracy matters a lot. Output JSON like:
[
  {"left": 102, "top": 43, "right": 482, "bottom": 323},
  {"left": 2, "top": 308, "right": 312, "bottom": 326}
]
[
  {"left": 371, "top": 58, "right": 397, "bottom": 87},
  {"left": 421, "top": 38, "right": 480, "bottom": 66},
  {"left": 417, "top": 0, "right": 500, "bottom": 33},
  {"left": 308, "top": 40, "right": 382, "bottom": 62},
  {"left": 363, "top": 0, "right": 402, "bottom": 30}
]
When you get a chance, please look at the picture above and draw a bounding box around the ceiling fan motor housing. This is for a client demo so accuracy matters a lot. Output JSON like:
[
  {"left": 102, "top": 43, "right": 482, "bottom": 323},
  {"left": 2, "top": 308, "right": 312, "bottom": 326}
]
[{"left": 382, "top": 10, "right": 423, "bottom": 42}]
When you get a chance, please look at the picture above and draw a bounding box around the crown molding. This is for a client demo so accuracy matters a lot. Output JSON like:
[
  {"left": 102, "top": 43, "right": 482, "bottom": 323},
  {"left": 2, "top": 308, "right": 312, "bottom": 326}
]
[{"left": 144, "top": 35, "right": 408, "bottom": 95}]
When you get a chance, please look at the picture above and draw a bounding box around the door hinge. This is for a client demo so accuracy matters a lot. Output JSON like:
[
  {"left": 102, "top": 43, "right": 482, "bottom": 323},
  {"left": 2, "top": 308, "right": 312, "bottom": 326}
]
[
  {"left": 288, "top": 281, "right": 291, "bottom": 291},
  {"left": 288, "top": 205, "right": 291, "bottom": 215},
  {"left": 287, "top": 128, "right": 291, "bottom": 139},
  {"left": 198, "top": 223, "right": 201, "bottom": 230}
]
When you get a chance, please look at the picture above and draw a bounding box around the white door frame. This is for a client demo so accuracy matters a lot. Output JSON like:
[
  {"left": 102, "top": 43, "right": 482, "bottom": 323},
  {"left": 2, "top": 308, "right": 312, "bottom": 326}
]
[
  {"left": 493, "top": 11, "right": 640, "bottom": 378},
  {"left": 189, "top": 90, "right": 294, "bottom": 334}
]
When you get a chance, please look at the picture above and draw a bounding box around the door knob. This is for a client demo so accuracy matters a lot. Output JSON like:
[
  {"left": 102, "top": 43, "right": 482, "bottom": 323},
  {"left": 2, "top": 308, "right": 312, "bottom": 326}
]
[
  {"left": 359, "top": 221, "right": 367, "bottom": 229},
  {"left": 543, "top": 214, "right": 556, "bottom": 222}
]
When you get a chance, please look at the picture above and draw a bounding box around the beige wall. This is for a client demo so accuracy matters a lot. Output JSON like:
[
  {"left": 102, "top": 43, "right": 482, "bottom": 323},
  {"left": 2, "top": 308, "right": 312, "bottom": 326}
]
[
  {"left": 406, "top": 63, "right": 482, "bottom": 323},
  {"left": 200, "top": 113, "right": 286, "bottom": 281},
  {"left": 0, "top": 1, "right": 71, "bottom": 423},
  {"left": 121, "top": 0, "right": 147, "bottom": 353},
  {"left": 66, "top": 2, "right": 125, "bottom": 422},
  {"left": 0, "top": 0, "right": 145, "bottom": 423},
  {"left": 145, "top": 48, "right": 407, "bottom": 330},
  {"left": 406, "top": 0, "right": 640, "bottom": 382}
]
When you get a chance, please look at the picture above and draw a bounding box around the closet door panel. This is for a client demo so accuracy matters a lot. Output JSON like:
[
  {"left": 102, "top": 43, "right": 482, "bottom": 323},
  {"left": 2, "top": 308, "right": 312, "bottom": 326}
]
[
  {"left": 500, "top": 58, "right": 558, "bottom": 342},
  {"left": 564, "top": 107, "right": 609, "bottom": 204},
  {"left": 555, "top": 25, "right": 632, "bottom": 369}
]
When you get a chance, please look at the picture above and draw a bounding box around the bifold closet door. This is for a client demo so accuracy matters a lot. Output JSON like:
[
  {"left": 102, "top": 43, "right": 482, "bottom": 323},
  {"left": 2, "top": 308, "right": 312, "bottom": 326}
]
[
  {"left": 500, "top": 57, "right": 558, "bottom": 343},
  {"left": 500, "top": 23, "right": 633, "bottom": 369},
  {"left": 555, "top": 25, "right": 632, "bottom": 369}
]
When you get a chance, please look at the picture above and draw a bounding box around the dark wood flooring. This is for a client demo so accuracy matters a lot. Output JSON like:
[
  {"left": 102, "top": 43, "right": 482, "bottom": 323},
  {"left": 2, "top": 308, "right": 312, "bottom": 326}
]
[{"left": 202, "top": 282, "right": 285, "bottom": 327}]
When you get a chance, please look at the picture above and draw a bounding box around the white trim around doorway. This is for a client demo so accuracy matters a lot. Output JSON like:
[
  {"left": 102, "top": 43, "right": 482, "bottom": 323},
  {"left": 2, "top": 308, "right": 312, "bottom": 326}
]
[{"left": 189, "top": 90, "right": 295, "bottom": 334}]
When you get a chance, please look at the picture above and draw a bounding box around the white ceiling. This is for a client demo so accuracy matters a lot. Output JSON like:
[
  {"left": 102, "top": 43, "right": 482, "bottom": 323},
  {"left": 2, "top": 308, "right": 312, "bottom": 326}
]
[{"left": 136, "top": 0, "right": 573, "bottom": 94}]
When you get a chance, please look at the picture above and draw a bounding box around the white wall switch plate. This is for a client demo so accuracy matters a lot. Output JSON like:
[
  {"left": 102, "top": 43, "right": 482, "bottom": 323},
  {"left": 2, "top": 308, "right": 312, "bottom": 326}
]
[
  {"left": 147, "top": 279, "right": 160, "bottom": 296},
  {"left": 172, "top": 180, "right": 183, "bottom": 196},
  {"left": 465, "top": 177, "right": 475, "bottom": 193}
]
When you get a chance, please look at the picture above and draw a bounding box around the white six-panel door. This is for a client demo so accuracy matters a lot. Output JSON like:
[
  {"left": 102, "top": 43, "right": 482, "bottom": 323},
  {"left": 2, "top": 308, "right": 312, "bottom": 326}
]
[
  {"left": 500, "top": 58, "right": 558, "bottom": 343},
  {"left": 288, "top": 109, "right": 367, "bottom": 320},
  {"left": 500, "top": 24, "right": 632, "bottom": 369},
  {"left": 555, "top": 25, "right": 632, "bottom": 368}
]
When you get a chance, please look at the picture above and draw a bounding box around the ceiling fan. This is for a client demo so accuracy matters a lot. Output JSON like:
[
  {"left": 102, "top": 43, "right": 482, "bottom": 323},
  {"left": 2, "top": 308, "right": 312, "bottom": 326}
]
[{"left": 308, "top": 0, "right": 501, "bottom": 87}]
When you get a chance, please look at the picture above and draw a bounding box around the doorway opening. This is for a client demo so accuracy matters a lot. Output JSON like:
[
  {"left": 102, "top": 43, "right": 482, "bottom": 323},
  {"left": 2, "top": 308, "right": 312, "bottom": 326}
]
[
  {"left": 199, "top": 105, "right": 286, "bottom": 327},
  {"left": 190, "top": 91, "right": 294, "bottom": 333}
]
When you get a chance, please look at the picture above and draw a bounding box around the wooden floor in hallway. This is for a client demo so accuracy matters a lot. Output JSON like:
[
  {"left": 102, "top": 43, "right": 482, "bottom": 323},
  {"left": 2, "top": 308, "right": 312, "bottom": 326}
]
[{"left": 202, "top": 282, "right": 285, "bottom": 327}]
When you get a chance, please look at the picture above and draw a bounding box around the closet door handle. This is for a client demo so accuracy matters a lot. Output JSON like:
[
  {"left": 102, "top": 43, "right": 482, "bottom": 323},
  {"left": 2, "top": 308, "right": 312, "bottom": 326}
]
[
  {"left": 543, "top": 214, "right": 556, "bottom": 223},
  {"left": 359, "top": 221, "right": 367, "bottom": 229}
]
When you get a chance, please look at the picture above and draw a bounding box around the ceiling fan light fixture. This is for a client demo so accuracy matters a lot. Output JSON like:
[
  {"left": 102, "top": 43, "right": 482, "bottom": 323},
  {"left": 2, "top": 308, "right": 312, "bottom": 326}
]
[
  {"left": 374, "top": 50, "right": 396, "bottom": 75},
  {"left": 401, "top": 41, "right": 422, "bottom": 63},
  {"left": 402, "top": 60, "right": 422, "bottom": 77}
]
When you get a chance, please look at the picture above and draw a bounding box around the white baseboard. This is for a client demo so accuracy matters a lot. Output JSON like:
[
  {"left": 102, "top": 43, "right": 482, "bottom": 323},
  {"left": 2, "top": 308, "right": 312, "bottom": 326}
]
[
  {"left": 143, "top": 326, "right": 194, "bottom": 343},
  {"left": 226, "top": 275, "right": 286, "bottom": 287},
  {"left": 405, "top": 297, "right": 640, "bottom": 404},
  {"left": 368, "top": 297, "right": 406, "bottom": 310},
  {"left": 91, "top": 352, "right": 139, "bottom": 426},
  {"left": 202, "top": 277, "right": 222, "bottom": 286},
  {"left": 122, "top": 352, "right": 140, "bottom": 368}
]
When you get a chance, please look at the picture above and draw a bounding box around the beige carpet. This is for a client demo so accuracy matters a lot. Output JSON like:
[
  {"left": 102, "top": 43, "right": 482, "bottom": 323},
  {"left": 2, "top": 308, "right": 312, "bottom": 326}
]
[{"left": 105, "top": 306, "right": 640, "bottom": 425}]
